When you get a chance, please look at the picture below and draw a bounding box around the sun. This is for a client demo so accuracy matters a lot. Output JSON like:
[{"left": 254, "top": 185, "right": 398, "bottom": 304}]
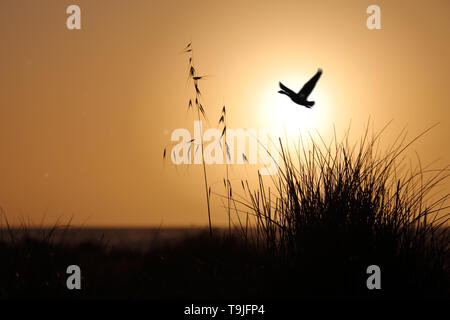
[{"left": 258, "top": 79, "right": 329, "bottom": 140}]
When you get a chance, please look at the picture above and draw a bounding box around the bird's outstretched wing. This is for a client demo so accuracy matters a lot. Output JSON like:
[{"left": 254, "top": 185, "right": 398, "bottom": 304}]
[
  {"left": 279, "top": 82, "right": 296, "bottom": 96},
  {"left": 298, "top": 69, "right": 322, "bottom": 98}
]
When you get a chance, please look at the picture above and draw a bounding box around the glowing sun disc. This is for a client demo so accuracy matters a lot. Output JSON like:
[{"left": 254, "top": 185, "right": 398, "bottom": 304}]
[{"left": 259, "top": 80, "right": 329, "bottom": 140}]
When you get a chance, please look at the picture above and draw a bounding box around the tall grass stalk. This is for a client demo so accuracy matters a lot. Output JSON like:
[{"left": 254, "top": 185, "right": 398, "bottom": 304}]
[
  {"left": 218, "top": 105, "right": 233, "bottom": 237},
  {"left": 184, "top": 43, "right": 213, "bottom": 238}
]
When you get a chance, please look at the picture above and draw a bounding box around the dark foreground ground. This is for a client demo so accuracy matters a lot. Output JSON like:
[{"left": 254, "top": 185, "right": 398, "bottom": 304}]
[{"left": 0, "top": 227, "right": 448, "bottom": 300}]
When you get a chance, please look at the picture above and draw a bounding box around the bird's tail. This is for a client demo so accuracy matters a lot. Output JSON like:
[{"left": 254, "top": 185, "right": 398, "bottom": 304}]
[
  {"left": 307, "top": 101, "right": 315, "bottom": 107},
  {"left": 278, "top": 90, "right": 288, "bottom": 95}
]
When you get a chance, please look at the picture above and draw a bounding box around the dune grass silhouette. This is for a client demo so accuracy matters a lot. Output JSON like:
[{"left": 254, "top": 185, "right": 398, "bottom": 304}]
[
  {"left": 0, "top": 44, "right": 448, "bottom": 300},
  {"left": 219, "top": 122, "right": 449, "bottom": 297}
]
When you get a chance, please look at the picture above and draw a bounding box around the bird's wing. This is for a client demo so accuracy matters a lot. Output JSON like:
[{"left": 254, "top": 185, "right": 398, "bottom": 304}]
[
  {"left": 279, "top": 82, "right": 296, "bottom": 96},
  {"left": 298, "top": 69, "right": 322, "bottom": 98}
]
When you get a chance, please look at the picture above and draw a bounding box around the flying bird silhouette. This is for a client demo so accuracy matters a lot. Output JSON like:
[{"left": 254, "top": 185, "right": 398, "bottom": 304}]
[{"left": 278, "top": 68, "right": 322, "bottom": 108}]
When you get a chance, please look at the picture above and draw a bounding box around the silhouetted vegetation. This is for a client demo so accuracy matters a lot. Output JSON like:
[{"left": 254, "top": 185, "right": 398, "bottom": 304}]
[
  {"left": 0, "top": 223, "right": 447, "bottom": 299},
  {"left": 1, "top": 122, "right": 448, "bottom": 299},
  {"left": 1, "top": 44, "right": 448, "bottom": 300},
  {"left": 221, "top": 123, "right": 449, "bottom": 298}
]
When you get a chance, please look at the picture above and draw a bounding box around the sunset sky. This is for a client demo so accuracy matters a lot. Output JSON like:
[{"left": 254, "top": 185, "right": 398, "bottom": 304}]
[{"left": 0, "top": 0, "right": 448, "bottom": 227}]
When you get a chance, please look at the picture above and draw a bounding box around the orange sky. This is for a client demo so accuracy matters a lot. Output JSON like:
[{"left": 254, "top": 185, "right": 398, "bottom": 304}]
[{"left": 0, "top": 0, "right": 448, "bottom": 227}]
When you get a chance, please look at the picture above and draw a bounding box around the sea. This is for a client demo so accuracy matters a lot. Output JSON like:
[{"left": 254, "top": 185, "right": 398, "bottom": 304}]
[{"left": 0, "top": 227, "right": 215, "bottom": 251}]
